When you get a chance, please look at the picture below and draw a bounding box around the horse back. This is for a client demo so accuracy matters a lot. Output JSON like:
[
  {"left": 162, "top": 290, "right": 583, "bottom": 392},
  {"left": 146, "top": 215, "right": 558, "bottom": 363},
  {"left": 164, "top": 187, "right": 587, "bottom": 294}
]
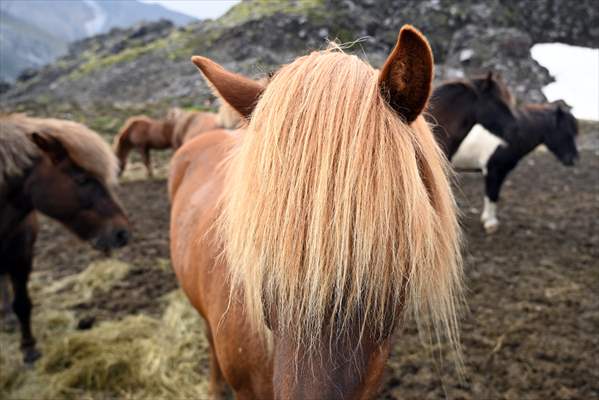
[{"left": 182, "top": 113, "right": 220, "bottom": 145}]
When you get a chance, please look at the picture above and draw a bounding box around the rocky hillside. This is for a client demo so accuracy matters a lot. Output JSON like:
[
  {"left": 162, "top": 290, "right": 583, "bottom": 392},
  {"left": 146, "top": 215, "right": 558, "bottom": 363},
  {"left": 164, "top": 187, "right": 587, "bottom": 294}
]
[
  {"left": 1, "top": 0, "right": 597, "bottom": 116},
  {"left": 0, "top": 0, "right": 193, "bottom": 82}
]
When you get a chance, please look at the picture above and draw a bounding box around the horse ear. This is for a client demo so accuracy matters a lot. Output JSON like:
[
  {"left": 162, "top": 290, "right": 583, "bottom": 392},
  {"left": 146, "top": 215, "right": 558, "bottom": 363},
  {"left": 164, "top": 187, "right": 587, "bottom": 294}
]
[
  {"left": 378, "top": 25, "right": 434, "bottom": 123},
  {"left": 191, "top": 56, "right": 265, "bottom": 119},
  {"left": 30, "top": 132, "right": 67, "bottom": 164},
  {"left": 478, "top": 71, "right": 495, "bottom": 91}
]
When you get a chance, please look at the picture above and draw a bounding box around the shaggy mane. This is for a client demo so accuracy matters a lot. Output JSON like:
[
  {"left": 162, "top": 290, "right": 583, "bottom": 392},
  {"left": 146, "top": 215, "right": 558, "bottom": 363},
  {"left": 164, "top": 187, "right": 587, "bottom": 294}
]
[
  {"left": 1, "top": 114, "right": 118, "bottom": 186},
  {"left": 217, "top": 49, "right": 463, "bottom": 360}
]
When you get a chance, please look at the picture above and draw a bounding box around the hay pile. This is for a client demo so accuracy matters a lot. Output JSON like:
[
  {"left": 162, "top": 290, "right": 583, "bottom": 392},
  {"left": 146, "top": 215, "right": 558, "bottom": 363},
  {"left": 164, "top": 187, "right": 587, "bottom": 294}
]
[{"left": 0, "top": 260, "right": 210, "bottom": 400}]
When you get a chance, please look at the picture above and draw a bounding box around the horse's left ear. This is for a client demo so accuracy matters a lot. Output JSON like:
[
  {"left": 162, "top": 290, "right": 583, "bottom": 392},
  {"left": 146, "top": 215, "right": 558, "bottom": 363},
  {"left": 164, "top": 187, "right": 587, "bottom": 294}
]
[
  {"left": 30, "top": 132, "right": 67, "bottom": 164},
  {"left": 379, "top": 25, "right": 434, "bottom": 123},
  {"left": 191, "top": 56, "right": 265, "bottom": 119}
]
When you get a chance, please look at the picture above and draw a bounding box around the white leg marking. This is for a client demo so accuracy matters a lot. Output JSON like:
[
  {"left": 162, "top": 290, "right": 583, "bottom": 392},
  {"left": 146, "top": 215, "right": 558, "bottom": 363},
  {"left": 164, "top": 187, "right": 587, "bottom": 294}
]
[{"left": 481, "top": 196, "right": 499, "bottom": 234}]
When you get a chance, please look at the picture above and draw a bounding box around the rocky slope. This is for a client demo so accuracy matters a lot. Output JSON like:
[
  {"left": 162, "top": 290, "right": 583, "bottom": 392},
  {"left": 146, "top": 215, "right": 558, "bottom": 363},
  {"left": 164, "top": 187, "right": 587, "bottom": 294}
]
[
  {"left": 0, "top": 0, "right": 193, "bottom": 82},
  {"left": 1, "top": 0, "right": 597, "bottom": 114}
]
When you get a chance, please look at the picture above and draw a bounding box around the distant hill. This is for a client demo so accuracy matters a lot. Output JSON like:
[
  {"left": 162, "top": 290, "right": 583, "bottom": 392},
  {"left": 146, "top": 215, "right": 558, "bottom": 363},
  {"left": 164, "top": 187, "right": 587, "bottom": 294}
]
[{"left": 0, "top": 0, "right": 194, "bottom": 81}]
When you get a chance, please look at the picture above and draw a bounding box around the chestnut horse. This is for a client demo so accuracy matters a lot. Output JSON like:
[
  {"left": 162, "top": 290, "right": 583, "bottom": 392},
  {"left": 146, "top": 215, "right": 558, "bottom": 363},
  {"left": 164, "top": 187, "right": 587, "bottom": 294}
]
[
  {"left": 0, "top": 114, "right": 129, "bottom": 363},
  {"left": 170, "top": 26, "right": 463, "bottom": 399},
  {"left": 114, "top": 103, "right": 240, "bottom": 177}
]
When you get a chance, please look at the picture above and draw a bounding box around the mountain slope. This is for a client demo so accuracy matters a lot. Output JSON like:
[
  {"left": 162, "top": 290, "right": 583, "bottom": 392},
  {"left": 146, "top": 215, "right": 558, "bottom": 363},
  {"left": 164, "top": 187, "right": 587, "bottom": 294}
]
[
  {"left": 0, "top": 0, "right": 194, "bottom": 81},
  {"left": 1, "top": 0, "right": 597, "bottom": 109}
]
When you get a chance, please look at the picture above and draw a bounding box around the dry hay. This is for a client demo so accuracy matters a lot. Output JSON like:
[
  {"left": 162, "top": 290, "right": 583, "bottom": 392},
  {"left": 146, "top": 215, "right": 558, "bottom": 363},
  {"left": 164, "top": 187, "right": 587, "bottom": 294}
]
[
  {"left": 0, "top": 260, "right": 209, "bottom": 400},
  {"left": 43, "top": 259, "right": 132, "bottom": 307}
]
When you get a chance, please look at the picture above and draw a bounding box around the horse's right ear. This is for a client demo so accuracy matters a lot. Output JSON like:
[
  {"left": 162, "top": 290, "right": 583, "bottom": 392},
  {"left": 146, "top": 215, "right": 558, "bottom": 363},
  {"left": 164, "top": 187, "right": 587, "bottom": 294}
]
[
  {"left": 191, "top": 56, "right": 265, "bottom": 119},
  {"left": 378, "top": 25, "right": 434, "bottom": 123},
  {"left": 30, "top": 132, "right": 67, "bottom": 164}
]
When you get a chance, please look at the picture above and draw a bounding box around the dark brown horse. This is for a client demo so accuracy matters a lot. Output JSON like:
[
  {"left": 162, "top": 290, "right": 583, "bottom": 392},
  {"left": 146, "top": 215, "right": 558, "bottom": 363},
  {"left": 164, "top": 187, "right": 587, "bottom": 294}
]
[
  {"left": 427, "top": 72, "right": 518, "bottom": 158},
  {"left": 170, "top": 26, "right": 463, "bottom": 399},
  {"left": 0, "top": 114, "right": 130, "bottom": 363}
]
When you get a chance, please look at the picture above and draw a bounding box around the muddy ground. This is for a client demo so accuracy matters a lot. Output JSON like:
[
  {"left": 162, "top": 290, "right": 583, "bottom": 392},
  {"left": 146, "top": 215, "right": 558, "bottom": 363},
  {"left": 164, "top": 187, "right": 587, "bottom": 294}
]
[{"left": 4, "top": 132, "right": 599, "bottom": 399}]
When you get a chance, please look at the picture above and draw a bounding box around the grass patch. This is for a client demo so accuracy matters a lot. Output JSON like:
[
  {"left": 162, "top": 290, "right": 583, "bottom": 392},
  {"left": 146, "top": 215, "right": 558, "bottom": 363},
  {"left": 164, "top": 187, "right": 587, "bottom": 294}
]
[{"left": 219, "top": 0, "right": 324, "bottom": 26}]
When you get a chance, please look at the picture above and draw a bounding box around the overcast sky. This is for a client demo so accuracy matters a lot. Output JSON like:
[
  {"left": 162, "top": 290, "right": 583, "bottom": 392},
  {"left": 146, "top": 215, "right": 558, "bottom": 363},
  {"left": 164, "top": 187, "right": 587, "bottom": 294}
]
[{"left": 141, "top": 0, "right": 239, "bottom": 20}]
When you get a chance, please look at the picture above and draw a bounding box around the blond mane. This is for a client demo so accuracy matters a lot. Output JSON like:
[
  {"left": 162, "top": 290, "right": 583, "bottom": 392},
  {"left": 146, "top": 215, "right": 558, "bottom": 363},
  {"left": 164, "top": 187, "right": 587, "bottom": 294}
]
[
  {"left": 217, "top": 49, "right": 463, "bottom": 359},
  {"left": 1, "top": 114, "right": 119, "bottom": 186}
]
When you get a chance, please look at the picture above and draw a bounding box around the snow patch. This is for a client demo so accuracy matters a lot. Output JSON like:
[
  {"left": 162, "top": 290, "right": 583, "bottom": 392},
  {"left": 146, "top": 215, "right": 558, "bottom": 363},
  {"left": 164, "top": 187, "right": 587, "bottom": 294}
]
[{"left": 531, "top": 43, "right": 599, "bottom": 121}]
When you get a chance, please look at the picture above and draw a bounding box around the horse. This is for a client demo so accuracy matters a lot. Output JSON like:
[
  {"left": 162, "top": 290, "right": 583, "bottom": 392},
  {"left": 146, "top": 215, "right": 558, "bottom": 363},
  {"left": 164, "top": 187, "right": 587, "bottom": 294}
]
[
  {"left": 113, "top": 103, "right": 240, "bottom": 177},
  {"left": 169, "top": 25, "right": 463, "bottom": 399},
  {"left": 171, "top": 101, "right": 243, "bottom": 148},
  {"left": 0, "top": 114, "right": 130, "bottom": 363},
  {"left": 450, "top": 101, "right": 579, "bottom": 233},
  {"left": 113, "top": 115, "right": 173, "bottom": 178},
  {"left": 427, "top": 72, "right": 518, "bottom": 158}
]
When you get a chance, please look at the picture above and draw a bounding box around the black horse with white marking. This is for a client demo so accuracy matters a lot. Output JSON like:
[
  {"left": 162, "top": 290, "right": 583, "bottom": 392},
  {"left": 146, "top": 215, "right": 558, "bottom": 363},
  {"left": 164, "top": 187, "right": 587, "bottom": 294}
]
[
  {"left": 428, "top": 72, "right": 578, "bottom": 233},
  {"left": 451, "top": 103, "right": 578, "bottom": 233},
  {"left": 428, "top": 72, "right": 519, "bottom": 158}
]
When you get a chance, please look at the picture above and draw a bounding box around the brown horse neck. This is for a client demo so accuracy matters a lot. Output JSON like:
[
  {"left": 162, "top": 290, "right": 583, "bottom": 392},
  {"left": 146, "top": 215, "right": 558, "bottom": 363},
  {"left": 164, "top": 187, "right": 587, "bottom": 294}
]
[{"left": 160, "top": 119, "right": 176, "bottom": 144}]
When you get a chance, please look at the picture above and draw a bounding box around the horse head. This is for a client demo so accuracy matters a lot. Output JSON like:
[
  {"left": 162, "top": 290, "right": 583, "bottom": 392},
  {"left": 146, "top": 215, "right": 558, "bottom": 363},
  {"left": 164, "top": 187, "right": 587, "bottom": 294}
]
[
  {"left": 543, "top": 101, "right": 579, "bottom": 166},
  {"left": 27, "top": 131, "right": 129, "bottom": 253}
]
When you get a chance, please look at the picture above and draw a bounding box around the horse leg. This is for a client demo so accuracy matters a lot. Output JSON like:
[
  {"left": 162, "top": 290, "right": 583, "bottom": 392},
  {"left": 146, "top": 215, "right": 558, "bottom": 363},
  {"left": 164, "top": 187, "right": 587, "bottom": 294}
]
[
  {"left": 141, "top": 147, "right": 153, "bottom": 178},
  {"left": 0, "top": 274, "right": 17, "bottom": 330},
  {"left": 6, "top": 219, "right": 40, "bottom": 363},
  {"left": 118, "top": 153, "right": 128, "bottom": 177},
  {"left": 205, "top": 328, "right": 228, "bottom": 399},
  {"left": 483, "top": 159, "right": 513, "bottom": 234}
]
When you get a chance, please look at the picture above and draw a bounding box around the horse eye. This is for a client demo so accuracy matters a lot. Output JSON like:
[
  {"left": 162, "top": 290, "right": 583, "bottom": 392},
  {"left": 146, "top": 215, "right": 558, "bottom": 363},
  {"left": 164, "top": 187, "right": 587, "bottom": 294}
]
[{"left": 74, "top": 175, "right": 93, "bottom": 186}]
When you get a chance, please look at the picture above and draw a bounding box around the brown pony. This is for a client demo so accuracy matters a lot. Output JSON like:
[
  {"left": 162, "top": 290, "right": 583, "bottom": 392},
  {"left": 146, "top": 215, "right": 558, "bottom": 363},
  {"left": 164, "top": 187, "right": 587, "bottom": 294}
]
[
  {"left": 114, "top": 103, "right": 240, "bottom": 177},
  {"left": 170, "top": 101, "right": 243, "bottom": 148},
  {"left": 170, "top": 26, "right": 463, "bottom": 399},
  {"left": 0, "top": 114, "right": 129, "bottom": 363}
]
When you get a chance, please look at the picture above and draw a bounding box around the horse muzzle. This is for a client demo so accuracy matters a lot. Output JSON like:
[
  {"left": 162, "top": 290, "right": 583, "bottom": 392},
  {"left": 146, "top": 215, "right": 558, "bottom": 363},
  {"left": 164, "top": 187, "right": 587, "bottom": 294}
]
[
  {"left": 561, "top": 153, "right": 579, "bottom": 167},
  {"left": 92, "top": 227, "right": 130, "bottom": 254}
]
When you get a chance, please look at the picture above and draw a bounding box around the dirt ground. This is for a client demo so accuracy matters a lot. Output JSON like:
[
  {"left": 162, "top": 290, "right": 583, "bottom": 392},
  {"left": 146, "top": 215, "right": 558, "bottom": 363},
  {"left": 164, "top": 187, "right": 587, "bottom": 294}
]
[{"left": 3, "top": 132, "right": 598, "bottom": 399}]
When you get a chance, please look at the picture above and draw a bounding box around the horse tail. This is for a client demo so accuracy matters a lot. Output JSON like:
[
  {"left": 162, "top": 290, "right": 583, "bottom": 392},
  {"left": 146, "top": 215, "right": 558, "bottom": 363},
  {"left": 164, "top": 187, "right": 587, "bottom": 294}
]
[{"left": 113, "top": 117, "right": 141, "bottom": 175}]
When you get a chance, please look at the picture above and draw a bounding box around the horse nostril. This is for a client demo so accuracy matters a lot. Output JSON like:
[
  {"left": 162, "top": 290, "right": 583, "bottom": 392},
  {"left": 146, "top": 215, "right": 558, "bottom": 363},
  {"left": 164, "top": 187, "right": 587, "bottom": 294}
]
[{"left": 114, "top": 229, "right": 129, "bottom": 247}]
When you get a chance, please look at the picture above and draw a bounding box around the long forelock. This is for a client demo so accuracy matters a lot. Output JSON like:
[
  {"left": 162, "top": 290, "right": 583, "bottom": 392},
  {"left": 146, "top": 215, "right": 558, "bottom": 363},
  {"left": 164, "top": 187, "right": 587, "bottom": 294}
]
[{"left": 218, "top": 49, "right": 463, "bottom": 363}]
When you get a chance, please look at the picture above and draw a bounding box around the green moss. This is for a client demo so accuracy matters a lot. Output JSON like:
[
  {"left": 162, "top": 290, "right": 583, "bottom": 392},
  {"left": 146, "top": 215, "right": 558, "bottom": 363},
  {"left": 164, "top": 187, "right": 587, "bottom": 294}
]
[
  {"left": 219, "top": 0, "right": 325, "bottom": 26},
  {"left": 69, "top": 39, "right": 169, "bottom": 80},
  {"left": 88, "top": 115, "right": 122, "bottom": 135}
]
